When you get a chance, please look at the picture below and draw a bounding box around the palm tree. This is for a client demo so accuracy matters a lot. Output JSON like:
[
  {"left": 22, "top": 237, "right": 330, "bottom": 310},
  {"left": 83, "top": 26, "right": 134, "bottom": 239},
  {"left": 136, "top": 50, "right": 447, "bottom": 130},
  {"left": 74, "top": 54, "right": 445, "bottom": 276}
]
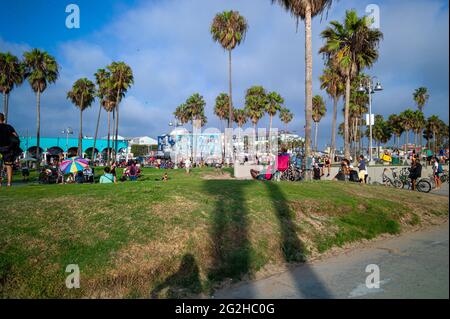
[
  {"left": 320, "top": 65, "right": 344, "bottom": 160},
  {"left": 368, "top": 115, "right": 392, "bottom": 159},
  {"left": 211, "top": 11, "right": 248, "bottom": 128},
  {"left": 91, "top": 68, "right": 111, "bottom": 162},
  {"left": 411, "top": 110, "right": 426, "bottom": 151},
  {"left": 0, "top": 52, "right": 24, "bottom": 123},
  {"left": 174, "top": 103, "right": 190, "bottom": 126},
  {"left": 67, "top": 78, "right": 96, "bottom": 157},
  {"left": 23, "top": 49, "right": 59, "bottom": 165},
  {"left": 413, "top": 87, "right": 429, "bottom": 112},
  {"left": 413, "top": 87, "right": 429, "bottom": 148},
  {"left": 350, "top": 74, "right": 369, "bottom": 156},
  {"left": 180, "top": 93, "right": 207, "bottom": 161},
  {"left": 312, "top": 95, "right": 326, "bottom": 152},
  {"left": 245, "top": 86, "right": 267, "bottom": 131},
  {"left": 272, "top": 0, "right": 333, "bottom": 159},
  {"left": 233, "top": 108, "right": 248, "bottom": 156},
  {"left": 426, "top": 115, "right": 442, "bottom": 154},
  {"left": 279, "top": 107, "right": 294, "bottom": 133},
  {"left": 214, "top": 93, "right": 230, "bottom": 131},
  {"left": 185, "top": 93, "right": 207, "bottom": 128},
  {"left": 320, "top": 10, "right": 383, "bottom": 159},
  {"left": 399, "top": 109, "right": 415, "bottom": 154},
  {"left": 233, "top": 108, "right": 248, "bottom": 128},
  {"left": 107, "top": 62, "right": 134, "bottom": 159},
  {"left": 265, "top": 91, "right": 284, "bottom": 134},
  {"left": 387, "top": 114, "right": 404, "bottom": 149}
]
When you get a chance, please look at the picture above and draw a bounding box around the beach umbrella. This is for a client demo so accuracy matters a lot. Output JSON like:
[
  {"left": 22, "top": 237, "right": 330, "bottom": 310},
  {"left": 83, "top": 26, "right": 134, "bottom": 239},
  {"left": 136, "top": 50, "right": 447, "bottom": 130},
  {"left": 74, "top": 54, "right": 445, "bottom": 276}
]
[{"left": 59, "top": 157, "right": 90, "bottom": 174}]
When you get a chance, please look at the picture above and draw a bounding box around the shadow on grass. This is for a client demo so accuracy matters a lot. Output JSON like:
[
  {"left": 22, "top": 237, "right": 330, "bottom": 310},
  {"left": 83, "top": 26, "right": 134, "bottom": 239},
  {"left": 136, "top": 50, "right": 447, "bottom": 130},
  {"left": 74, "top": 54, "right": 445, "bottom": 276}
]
[
  {"left": 203, "top": 180, "right": 254, "bottom": 293},
  {"left": 152, "top": 178, "right": 331, "bottom": 298},
  {"left": 150, "top": 254, "right": 202, "bottom": 299},
  {"left": 264, "top": 182, "right": 331, "bottom": 298}
]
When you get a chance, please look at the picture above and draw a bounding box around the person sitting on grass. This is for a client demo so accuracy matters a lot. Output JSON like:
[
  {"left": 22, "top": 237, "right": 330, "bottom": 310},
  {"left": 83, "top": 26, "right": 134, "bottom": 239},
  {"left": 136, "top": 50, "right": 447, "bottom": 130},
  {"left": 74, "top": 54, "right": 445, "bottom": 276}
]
[
  {"left": 313, "top": 163, "right": 321, "bottom": 180},
  {"left": 128, "top": 161, "right": 138, "bottom": 181},
  {"left": 334, "top": 160, "right": 349, "bottom": 181},
  {"left": 75, "top": 171, "right": 84, "bottom": 184},
  {"left": 155, "top": 172, "right": 169, "bottom": 181},
  {"left": 21, "top": 162, "right": 30, "bottom": 182},
  {"left": 100, "top": 167, "right": 116, "bottom": 184}
]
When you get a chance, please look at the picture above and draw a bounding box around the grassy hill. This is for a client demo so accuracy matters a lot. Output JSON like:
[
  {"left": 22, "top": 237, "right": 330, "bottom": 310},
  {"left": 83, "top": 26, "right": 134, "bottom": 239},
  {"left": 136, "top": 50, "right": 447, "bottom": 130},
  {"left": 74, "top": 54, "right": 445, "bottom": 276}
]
[{"left": 0, "top": 168, "right": 447, "bottom": 298}]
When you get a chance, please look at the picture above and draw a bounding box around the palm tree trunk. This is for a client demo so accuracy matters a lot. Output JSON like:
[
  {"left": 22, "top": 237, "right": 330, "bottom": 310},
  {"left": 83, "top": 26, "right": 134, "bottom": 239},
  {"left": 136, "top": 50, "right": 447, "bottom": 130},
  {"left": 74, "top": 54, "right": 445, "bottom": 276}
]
[
  {"left": 405, "top": 130, "right": 409, "bottom": 157},
  {"left": 433, "top": 131, "right": 437, "bottom": 155},
  {"left": 78, "top": 94, "right": 84, "bottom": 157},
  {"left": 304, "top": 3, "right": 313, "bottom": 158},
  {"left": 228, "top": 49, "right": 233, "bottom": 129},
  {"left": 358, "top": 118, "right": 362, "bottom": 157},
  {"left": 344, "top": 75, "right": 351, "bottom": 159},
  {"left": 92, "top": 103, "right": 102, "bottom": 162},
  {"left": 107, "top": 111, "right": 111, "bottom": 165},
  {"left": 331, "top": 96, "right": 338, "bottom": 161},
  {"left": 36, "top": 89, "right": 41, "bottom": 168},
  {"left": 269, "top": 115, "right": 273, "bottom": 150},
  {"left": 111, "top": 108, "right": 116, "bottom": 163},
  {"left": 377, "top": 142, "right": 380, "bottom": 160},
  {"left": 79, "top": 109, "right": 83, "bottom": 157},
  {"left": 3, "top": 93, "right": 8, "bottom": 123},
  {"left": 314, "top": 122, "right": 319, "bottom": 152},
  {"left": 115, "top": 104, "right": 120, "bottom": 161}
]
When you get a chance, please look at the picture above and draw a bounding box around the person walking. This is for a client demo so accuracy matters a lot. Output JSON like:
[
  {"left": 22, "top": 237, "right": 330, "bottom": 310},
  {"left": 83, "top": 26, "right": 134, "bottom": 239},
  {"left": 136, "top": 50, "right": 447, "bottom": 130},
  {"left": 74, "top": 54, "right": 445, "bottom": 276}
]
[
  {"left": 185, "top": 157, "right": 192, "bottom": 174},
  {"left": 358, "top": 155, "right": 367, "bottom": 184},
  {"left": 0, "top": 113, "right": 20, "bottom": 188},
  {"left": 432, "top": 157, "right": 443, "bottom": 190}
]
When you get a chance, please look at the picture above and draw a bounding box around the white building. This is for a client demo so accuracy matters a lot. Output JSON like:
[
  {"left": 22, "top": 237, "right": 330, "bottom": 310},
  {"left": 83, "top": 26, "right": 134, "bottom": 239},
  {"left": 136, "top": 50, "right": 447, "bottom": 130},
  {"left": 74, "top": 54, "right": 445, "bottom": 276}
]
[{"left": 129, "top": 136, "right": 158, "bottom": 146}]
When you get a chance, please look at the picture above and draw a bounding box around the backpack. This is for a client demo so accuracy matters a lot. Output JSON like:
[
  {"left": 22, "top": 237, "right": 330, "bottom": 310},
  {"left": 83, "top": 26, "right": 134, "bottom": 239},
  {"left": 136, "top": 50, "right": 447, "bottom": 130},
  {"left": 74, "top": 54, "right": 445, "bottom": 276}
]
[
  {"left": 438, "top": 163, "right": 444, "bottom": 174},
  {"left": 349, "top": 170, "right": 360, "bottom": 182}
]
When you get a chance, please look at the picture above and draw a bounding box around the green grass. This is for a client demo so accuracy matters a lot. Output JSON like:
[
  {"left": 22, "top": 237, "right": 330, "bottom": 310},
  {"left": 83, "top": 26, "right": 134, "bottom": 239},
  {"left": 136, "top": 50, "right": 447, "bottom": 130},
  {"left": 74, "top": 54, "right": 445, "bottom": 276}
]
[{"left": 0, "top": 167, "right": 448, "bottom": 298}]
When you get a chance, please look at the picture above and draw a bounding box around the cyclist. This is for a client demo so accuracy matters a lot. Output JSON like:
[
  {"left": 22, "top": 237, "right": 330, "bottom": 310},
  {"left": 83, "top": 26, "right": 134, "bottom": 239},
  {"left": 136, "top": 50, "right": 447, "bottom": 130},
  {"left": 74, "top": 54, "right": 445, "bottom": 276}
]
[{"left": 408, "top": 157, "right": 422, "bottom": 191}]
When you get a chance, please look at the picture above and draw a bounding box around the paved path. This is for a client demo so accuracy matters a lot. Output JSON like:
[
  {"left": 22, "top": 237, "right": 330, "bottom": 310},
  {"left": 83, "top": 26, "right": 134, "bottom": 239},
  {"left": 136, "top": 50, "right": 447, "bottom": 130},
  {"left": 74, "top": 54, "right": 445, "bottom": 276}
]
[
  {"left": 214, "top": 222, "right": 449, "bottom": 299},
  {"left": 431, "top": 183, "right": 449, "bottom": 196}
]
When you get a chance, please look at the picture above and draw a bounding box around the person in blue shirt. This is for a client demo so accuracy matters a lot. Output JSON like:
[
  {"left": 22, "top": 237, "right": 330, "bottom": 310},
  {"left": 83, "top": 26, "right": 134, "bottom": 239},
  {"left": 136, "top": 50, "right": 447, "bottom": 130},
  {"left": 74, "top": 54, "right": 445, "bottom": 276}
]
[{"left": 100, "top": 167, "right": 116, "bottom": 184}]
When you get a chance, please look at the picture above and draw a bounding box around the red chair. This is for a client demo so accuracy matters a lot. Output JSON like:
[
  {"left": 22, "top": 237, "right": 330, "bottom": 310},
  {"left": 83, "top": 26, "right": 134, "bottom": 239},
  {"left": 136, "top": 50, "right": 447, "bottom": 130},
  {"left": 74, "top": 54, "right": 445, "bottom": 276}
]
[{"left": 277, "top": 155, "right": 290, "bottom": 172}]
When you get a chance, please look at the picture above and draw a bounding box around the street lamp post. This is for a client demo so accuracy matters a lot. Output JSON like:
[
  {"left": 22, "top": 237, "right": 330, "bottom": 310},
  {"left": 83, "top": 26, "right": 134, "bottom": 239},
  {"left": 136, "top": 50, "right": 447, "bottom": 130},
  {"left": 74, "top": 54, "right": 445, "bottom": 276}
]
[
  {"left": 61, "top": 127, "right": 73, "bottom": 158},
  {"left": 358, "top": 77, "right": 383, "bottom": 165}
]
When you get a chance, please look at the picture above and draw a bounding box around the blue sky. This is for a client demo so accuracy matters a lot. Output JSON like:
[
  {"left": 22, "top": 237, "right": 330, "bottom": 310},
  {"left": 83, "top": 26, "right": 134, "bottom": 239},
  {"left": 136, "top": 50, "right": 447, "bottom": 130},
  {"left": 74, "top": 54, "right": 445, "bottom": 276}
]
[{"left": 0, "top": 0, "right": 449, "bottom": 149}]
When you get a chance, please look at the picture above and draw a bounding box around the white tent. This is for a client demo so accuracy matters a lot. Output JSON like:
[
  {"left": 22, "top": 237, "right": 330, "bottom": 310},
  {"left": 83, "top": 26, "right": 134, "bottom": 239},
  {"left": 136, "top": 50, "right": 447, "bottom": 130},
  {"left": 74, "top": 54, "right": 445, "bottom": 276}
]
[{"left": 130, "top": 136, "right": 158, "bottom": 145}]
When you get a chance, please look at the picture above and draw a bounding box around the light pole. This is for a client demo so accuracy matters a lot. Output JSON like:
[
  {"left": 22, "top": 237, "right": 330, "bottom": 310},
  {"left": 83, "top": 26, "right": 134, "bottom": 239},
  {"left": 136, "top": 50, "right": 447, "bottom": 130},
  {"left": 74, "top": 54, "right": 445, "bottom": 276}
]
[
  {"left": 358, "top": 77, "right": 383, "bottom": 165},
  {"left": 61, "top": 127, "right": 73, "bottom": 158}
]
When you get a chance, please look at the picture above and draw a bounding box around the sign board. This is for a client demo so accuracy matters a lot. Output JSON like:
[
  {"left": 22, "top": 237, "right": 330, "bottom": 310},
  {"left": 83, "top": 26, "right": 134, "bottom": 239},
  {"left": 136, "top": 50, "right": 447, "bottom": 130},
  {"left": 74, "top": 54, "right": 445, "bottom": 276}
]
[{"left": 365, "top": 114, "right": 375, "bottom": 126}]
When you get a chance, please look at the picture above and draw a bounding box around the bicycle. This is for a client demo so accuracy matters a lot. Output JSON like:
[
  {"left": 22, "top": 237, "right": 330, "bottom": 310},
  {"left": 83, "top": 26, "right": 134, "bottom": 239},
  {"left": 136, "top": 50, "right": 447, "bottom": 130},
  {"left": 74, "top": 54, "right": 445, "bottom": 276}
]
[
  {"left": 279, "top": 164, "right": 304, "bottom": 181},
  {"left": 439, "top": 169, "right": 449, "bottom": 184},
  {"left": 382, "top": 168, "right": 403, "bottom": 188},
  {"left": 402, "top": 177, "right": 432, "bottom": 193}
]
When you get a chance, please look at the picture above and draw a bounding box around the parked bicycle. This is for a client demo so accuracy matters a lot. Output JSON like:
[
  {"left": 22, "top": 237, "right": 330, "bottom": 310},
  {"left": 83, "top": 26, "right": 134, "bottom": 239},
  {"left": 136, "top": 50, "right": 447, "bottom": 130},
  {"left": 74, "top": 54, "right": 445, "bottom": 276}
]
[
  {"left": 280, "top": 164, "right": 305, "bottom": 181},
  {"left": 402, "top": 177, "right": 432, "bottom": 193},
  {"left": 382, "top": 168, "right": 403, "bottom": 188}
]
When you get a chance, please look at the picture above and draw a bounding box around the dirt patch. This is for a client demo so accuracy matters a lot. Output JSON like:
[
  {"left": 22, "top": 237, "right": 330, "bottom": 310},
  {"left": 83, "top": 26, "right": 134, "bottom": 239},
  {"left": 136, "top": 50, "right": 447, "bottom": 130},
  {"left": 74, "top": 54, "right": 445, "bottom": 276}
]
[{"left": 202, "top": 173, "right": 234, "bottom": 180}]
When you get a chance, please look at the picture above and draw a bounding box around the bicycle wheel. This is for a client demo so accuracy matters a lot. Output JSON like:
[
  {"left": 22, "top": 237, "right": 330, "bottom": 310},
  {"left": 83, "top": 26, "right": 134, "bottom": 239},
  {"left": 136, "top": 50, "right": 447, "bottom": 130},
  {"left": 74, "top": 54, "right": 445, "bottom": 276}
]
[
  {"left": 393, "top": 179, "right": 403, "bottom": 189},
  {"left": 416, "top": 180, "right": 432, "bottom": 193}
]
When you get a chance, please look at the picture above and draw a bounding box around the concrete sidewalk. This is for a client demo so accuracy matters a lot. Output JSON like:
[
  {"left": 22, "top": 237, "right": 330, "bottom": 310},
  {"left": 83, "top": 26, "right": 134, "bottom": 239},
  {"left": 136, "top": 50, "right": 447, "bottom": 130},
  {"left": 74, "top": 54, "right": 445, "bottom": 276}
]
[{"left": 213, "top": 222, "right": 449, "bottom": 299}]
